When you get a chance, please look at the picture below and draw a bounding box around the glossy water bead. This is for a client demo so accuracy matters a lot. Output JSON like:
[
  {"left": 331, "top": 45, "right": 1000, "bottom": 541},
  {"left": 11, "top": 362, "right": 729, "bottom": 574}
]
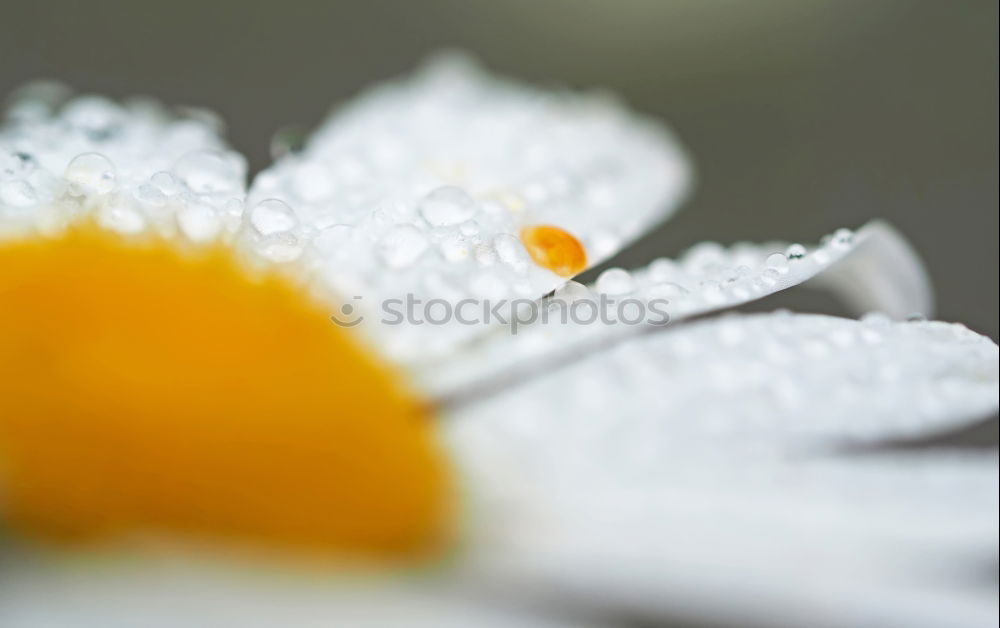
[{"left": 519, "top": 225, "right": 588, "bottom": 277}]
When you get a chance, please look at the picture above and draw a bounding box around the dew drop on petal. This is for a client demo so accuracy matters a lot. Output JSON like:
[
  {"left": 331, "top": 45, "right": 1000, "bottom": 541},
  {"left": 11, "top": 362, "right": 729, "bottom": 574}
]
[
  {"left": 223, "top": 197, "right": 244, "bottom": 218},
  {"left": 378, "top": 224, "right": 428, "bottom": 268},
  {"left": 173, "top": 150, "right": 243, "bottom": 195},
  {"left": 134, "top": 184, "right": 168, "bottom": 207},
  {"left": 0, "top": 180, "right": 38, "bottom": 207},
  {"left": 493, "top": 233, "right": 529, "bottom": 270},
  {"left": 258, "top": 231, "right": 304, "bottom": 262},
  {"left": 151, "top": 171, "right": 182, "bottom": 196},
  {"left": 764, "top": 252, "right": 789, "bottom": 273},
  {"left": 474, "top": 243, "right": 498, "bottom": 267},
  {"left": 249, "top": 199, "right": 298, "bottom": 236},
  {"left": 62, "top": 96, "right": 122, "bottom": 140},
  {"left": 785, "top": 243, "right": 807, "bottom": 260},
  {"left": 65, "top": 152, "right": 116, "bottom": 195},
  {"left": 832, "top": 228, "right": 854, "bottom": 248},
  {"left": 553, "top": 280, "right": 593, "bottom": 303},
  {"left": 520, "top": 225, "right": 588, "bottom": 277},
  {"left": 419, "top": 186, "right": 476, "bottom": 227},
  {"left": 178, "top": 204, "right": 223, "bottom": 242},
  {"left": 459, "top": 220, "right": 479, "bottom": 237},
  {"left": 647, "top": 281, "right": 689, "bottom": 301},
  {"left": 596, "top": 267, "right": 635, "bottom": 295},
  {"left": 648, "top": 257, "right": 680, "bottom": 283},
  {"left": 439, "top": 233, "right": 471, "bottom": 262},
  {"left": 700, "top": 279, "right": 726, "bottom": 304},
  {"left": 98, "top": 203, "right": 147, "bottom": 234},
  {"left": 862, "top": 311, "right": 892, "bottom": 327}
]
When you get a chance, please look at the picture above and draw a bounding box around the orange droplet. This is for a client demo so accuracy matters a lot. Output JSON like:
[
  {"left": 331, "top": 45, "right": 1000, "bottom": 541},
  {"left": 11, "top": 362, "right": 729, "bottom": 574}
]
[
  {"left": 0, "top": 223, "right": 451, "bottom": 559},
  {"left": 520, "top": 225, "right": 588, "bottom": 277}
]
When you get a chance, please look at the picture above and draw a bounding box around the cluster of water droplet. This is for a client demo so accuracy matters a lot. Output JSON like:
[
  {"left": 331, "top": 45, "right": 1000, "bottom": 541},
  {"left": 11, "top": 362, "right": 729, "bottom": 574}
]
[
  {"left": 425, "top": 226, "right": 872, "bottom": 392},
  {"left": 247, "top": 54, "right": 690, "bottom": 363},
  {"left": 0, "top": 81, "right": 246, "bottom": 243},
  {"left": 447, "top": 308, "right": 999, "bottom": 513},
  {"left": 590, "top": 226, "right": 859, "bottom": 316}
]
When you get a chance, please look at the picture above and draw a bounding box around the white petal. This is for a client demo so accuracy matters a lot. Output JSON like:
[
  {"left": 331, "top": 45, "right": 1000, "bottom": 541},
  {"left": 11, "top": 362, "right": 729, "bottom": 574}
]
[
  {"left": 444, "top": 312, "right": 999, "bottom": 626},
  {"left": 449, "top": 450, "right": 997, "bottom": 628},
  {"left": 0, "top": 556, "right": 589, "bottom": 628},
  {"left": 1, "top": 83, "right": 246, "bottom": 242},
  {"left": 448, "top": 312, "right": 998, "bottom": 452},
  {"left": 623, "top": 220, "right": 933, "bottom": 320},
  {"left": 427, "top": 222, "right": 932, "bottom": 396},
  {"left": 250, "top": 52, "right": 690, "bottom": 366}
]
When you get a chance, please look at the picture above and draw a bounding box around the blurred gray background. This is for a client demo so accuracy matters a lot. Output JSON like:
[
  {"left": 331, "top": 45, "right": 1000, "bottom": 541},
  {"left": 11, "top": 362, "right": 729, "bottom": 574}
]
[{"left": 2, "top": 0, "right": 996, "bottom": 338}]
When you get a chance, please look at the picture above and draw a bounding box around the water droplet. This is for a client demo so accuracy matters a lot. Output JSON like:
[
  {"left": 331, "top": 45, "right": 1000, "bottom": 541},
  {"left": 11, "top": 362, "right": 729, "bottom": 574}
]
[
  {"left": 223, "top": 197, "right": 244, "bottom": 218},
  {"left": 61, "top": 96, "right": 123, "bottom": 140},
  {"left": 98, "top": 203, "right": 146, "bottom": 234},
  {"left": 861, "top": 311, "right": 892, "bottom": 327},
  {"left": 646, "top": 282, "right": 689, "bottom": 300},
  {"left": 151, "top": 171, "right": 182, "bottom": 196},
  {"left": 494, "top": 233, "right": 529, "bottom": 270},
  {"left": 0, "top": 180, "right": 38, "bottom": 207},
  {"left": 65, "top": 152, "right": 116, "bottom": 195},
  {"left": 596, "top": 268, "right": 635, "bottom": 295},
  {"left": 648, "top": 258, "right": 680, "bottom": 283},
  {"left": 699, "top": 280, "right": 726, "bottom": 304},
  {"left": 177, "top": 204, "right": 222, "bottom": 242},
  {"left": 249, "top": 199, "right": 297, "bottom": 236},
  {"left": 378, "top": 224, "right": 428, "bottom": 268},
  {"left": 474, "top": 243, "right": 498, "bottom": 267},
  {"left": 258, "top": 231, "right": 304, "bottom": 262},
  {"left": 134, "top": 184, "right": 167, "bottom": 207},
  {"left": 173, "top": 150, "right": 243, "bottom": 194},
  {"left": 520, "top": 225, "right": 588, "bottom": 277},
  {"left": 439, "top": 233, "right": 471, "bottom": 262},
  {"left": 26, "top": 169, "right": 59, "bottom": 203},
  {"left": 419, "top": 186, "right": 476, "bottom": 226},
  {"left": 685, "top": 241, "right": 727, "bottom": 273},
  {"left": 459, "top": 220, "right": 480, "bottom": 237},
  {"left": 764, "top": 252, "right": 789, "bottom": 273},
  {"left": 5, "top": 81, "right": 71, "bottom": 120},
  {"left": 832, "top": 228, "right": 854, "bottom": 248},
  {"left": 0, "top": 150, "right": 36, "bottom": 178},
  {"left": 553, "top": 280, "right": 593, "bottom": 303},
  {"left": 785, "top": 244, "right": 807, "bottom": 260}
]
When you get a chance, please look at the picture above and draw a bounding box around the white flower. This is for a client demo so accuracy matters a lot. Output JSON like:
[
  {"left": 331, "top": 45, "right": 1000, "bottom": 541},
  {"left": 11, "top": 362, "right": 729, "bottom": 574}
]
[{"left": 0, "top": 53, "right": 996, "bottom": 628}]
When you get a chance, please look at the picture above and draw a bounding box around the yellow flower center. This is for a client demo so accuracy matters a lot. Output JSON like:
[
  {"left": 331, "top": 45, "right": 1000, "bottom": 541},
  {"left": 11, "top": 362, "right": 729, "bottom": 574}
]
[
  {"left": 0, "top": 223, "right": 450, "bottom": 558},
  {"left": 520, "top": 225, "right": 588, "bottom": 277}
]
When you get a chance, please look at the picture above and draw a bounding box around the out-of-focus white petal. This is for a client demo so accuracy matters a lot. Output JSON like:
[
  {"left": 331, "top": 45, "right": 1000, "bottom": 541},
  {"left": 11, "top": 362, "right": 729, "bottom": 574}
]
[
  {"left": 1, "top": 83, "right": 246, "bottom": 242},
  {"left": 250, "top": 52, "right": 690, "bottom": 366},
  {"left": 445, "top": 311, "right": 999, "bottom": 626},
  {"left": 0, "top": 555, "right": 591, "bottom": 628},
  {"left": 427, "top": 222, "right": 932, "bottom": 396},
  {"left": 449, "top": 451, "right": 997, "bottom": 628}
]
